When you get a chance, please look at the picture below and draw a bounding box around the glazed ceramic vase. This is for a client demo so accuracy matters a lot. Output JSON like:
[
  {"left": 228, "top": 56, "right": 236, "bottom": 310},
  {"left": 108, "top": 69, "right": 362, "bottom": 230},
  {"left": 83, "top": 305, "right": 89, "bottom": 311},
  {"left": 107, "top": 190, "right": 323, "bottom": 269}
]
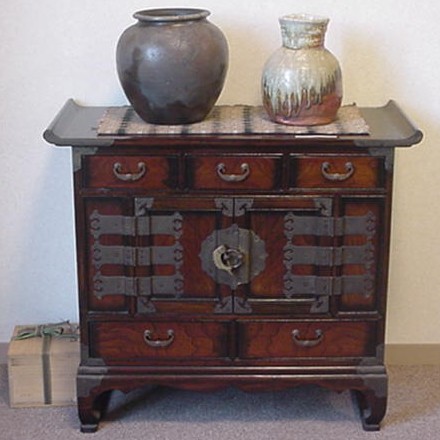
[
  {"left": 262, "top": 13, "right": 342, "bottom": 126},
  {"left": 116, "top": 8, "right": 229, "bottom": 125}
]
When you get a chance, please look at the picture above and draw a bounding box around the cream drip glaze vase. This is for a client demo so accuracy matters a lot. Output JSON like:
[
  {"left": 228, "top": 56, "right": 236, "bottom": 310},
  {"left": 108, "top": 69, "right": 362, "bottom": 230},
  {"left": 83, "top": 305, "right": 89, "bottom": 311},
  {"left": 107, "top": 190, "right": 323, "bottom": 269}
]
[{"left": 262, "top": 13, "right": 342, "bottom": 126}]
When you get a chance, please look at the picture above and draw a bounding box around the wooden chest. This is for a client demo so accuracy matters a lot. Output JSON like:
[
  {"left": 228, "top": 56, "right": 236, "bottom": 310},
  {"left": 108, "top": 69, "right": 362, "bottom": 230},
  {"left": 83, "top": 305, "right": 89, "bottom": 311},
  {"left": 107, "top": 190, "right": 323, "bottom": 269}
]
[
  {"left": 8, "top": 325, "right": 80, "bottom": 407},
  {"left": 44, "top": 100, "right": 422, "bottom": 432}
]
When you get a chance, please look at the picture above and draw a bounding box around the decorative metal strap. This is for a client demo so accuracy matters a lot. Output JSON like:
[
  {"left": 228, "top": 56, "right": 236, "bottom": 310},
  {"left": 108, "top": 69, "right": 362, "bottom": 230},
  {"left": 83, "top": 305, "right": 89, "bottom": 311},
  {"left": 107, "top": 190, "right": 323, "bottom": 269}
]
[
  {"left": 283, "top": 274, "right": 375, "bottom": 298},
  {"left": 90, "top": 211, "right": 136, "bottom": 239},
  {"left": 283, "top": 243, "right": 374, "bottom": 267},
  {"left": 89, "top": 211, "right": 183, "bottom": 239},
  {"left": 90, "top": 207, "right": 184, "bottom": 300},
  {"left": 284, "top": 212, "right": 376, "bottom": 238},
  {"left": 92, "top": 243, "right": 183, "bottom": 268},
  {"left": 93, "top": 272, "right": 184, "bottom": 298}
]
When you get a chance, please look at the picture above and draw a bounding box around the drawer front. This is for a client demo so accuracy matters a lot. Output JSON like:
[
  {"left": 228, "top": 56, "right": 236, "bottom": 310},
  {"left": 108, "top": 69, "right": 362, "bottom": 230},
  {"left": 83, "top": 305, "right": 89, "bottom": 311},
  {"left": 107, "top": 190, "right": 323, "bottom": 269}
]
[
  {"left": 238, "top": 320, "right": 377, "bottom": 359},
  {"left": 188, "top": 155, "right": 282, "bottom": 190},
  {"left": 293, "top": 156, "right": 382, "bottom": 188},
  {"left": 91, "top": 321, "right": 229, "bottom": 361},
  {"left": 84, "top": 155, "right": 177, "bottom": 189}
]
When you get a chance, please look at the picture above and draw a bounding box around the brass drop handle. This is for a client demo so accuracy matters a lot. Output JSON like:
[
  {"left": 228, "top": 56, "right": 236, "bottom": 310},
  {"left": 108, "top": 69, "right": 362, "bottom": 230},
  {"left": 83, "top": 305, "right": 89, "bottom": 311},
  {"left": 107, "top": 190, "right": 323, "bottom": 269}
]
[
  {"left": 216, "top": 162, "right": 250, "bottom": 182},
  {"left": 321, "top": 161, "right": 355, "bottom": 182},
  {"left": 143, "top": 329, "right": 175, "bottom": 348},
  {"left": 291, "top": 329, "right": 324, "bottom": 348},
  {"left": 113, "top": 162, "right": 147, "bottom": 182}
]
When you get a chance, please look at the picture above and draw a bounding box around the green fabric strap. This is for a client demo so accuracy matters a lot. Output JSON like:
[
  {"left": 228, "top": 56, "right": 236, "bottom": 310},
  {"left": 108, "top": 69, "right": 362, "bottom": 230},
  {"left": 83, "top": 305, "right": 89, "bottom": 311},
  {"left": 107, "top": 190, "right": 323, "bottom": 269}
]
[{"left": 14, "top": 321, "right": 79, "bottom": 340}]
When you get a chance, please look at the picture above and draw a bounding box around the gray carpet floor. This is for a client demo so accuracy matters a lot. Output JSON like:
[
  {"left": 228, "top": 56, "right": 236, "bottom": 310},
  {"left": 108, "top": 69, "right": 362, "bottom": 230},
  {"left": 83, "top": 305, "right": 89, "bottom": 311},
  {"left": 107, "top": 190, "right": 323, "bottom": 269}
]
[{"left": 1, "top": 364, "right": 439, "bottom": 440}]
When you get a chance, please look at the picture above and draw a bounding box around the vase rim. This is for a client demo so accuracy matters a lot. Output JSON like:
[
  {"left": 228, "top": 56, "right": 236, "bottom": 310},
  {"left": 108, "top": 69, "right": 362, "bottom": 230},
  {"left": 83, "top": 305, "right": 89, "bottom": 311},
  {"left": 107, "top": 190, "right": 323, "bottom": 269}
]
[
  {"left": 133, "top": 8, "right": 210, "bottom": 23},
  {"left": 280, "top": 13, "right": 329, "bottom": 25}
]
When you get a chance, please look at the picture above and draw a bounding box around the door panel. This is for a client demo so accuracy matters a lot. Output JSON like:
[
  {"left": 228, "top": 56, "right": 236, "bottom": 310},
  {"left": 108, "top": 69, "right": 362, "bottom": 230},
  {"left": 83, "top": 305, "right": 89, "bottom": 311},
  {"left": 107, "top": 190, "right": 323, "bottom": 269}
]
[
  {"left": 83, "top": 196, "right": 231, "bottom": 315},
  {"left": 233, "top": 196, "right": 333, "bottom": 315},
  {"left": 336, "top": 197, "right": 384, "bottom": 312}
]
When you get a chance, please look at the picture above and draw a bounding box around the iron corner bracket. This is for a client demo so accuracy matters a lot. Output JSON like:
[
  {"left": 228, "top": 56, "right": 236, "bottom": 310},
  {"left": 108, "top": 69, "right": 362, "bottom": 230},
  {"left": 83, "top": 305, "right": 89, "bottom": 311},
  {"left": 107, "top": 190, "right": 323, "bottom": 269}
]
[{"left": 72, "top": 147, "right": 99, "bottom": 172}]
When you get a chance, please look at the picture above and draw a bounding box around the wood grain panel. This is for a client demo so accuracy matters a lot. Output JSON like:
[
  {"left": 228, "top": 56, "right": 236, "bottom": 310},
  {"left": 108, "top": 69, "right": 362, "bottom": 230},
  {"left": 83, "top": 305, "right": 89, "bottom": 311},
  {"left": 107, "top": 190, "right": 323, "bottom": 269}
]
[
  {"left": 84, "top": 155, "right": 176, "bottom": 189},
  {"left": 188, "top": 155, "right": 281, "bottom": 190},
  {"left": 294, "top": 156, "right": 382, "bottom": 188},
  {"left": 91, "top": 321, "right": 229, "bottom": 361},
  {"left": 239, "top": 320, "right": 377, "bottom": 358}
]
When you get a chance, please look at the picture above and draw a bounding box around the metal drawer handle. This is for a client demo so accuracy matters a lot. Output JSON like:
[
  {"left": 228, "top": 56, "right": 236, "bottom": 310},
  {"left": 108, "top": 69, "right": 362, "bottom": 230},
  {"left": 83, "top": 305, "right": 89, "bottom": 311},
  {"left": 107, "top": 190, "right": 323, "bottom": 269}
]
[
  {"left": 113, "top": 162, "right": 147, "bottom": 182},
  {"left": 143, "top": 329, "right": 175, "bottom": 348},
  {"left": 291, "top": 329, "right": 324, "bottom": 348},
  {"left": 321, "top": 161, "right": 355, "bottom": 182},
  {"left": 216, "top": 162, "right": 250, "bottom": 182}
]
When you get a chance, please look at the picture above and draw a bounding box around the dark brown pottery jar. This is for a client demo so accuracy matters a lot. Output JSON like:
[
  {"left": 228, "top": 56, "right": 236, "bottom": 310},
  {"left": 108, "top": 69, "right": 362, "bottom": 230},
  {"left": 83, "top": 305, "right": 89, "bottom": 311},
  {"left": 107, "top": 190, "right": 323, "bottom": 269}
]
[{"left": 116, "top": 8, "right": 229, "bottom": 125}]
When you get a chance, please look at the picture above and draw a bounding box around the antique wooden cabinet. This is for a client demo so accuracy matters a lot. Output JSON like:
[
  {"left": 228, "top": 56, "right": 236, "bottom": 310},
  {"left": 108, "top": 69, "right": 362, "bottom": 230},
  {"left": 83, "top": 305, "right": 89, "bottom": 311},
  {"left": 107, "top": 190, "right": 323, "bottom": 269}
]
[{"left": 44, "top": 100, "right": 422, "bottom": 432}]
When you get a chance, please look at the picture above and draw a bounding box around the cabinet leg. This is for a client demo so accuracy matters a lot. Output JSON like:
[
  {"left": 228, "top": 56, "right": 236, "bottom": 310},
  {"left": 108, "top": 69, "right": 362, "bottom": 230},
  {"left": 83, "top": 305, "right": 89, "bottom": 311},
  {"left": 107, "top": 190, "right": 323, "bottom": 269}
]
[
  {"left": 78, "top": 387, "right": 112, "bottom": 433},
  {"left": 352, "top": 387, "right": 387, "bottom": 431}
]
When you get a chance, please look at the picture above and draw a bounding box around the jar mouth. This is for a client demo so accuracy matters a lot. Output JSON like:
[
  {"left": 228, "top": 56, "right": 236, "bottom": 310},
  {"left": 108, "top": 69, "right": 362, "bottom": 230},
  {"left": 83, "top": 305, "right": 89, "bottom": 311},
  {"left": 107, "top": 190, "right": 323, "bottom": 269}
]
[
  {"left": 280, "top": 13, "right": 329, "bottom": 26},
  {"left": 134, "top": 8, "right": 210, "bottom": 23}
]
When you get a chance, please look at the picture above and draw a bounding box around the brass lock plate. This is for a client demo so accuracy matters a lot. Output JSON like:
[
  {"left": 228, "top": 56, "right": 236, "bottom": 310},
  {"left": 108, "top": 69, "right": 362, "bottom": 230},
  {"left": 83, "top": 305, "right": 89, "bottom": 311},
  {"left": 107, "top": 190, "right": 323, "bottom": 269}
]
[{"left": 199, "top": 224, "right": 267, "bottom": 289}]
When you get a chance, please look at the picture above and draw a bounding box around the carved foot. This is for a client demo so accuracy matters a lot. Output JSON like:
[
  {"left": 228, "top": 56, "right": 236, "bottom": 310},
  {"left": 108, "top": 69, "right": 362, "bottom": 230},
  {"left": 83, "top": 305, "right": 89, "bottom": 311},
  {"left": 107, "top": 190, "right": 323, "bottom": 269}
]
[
  {"left": 352, "top": 388, "right": 388, "bottom": 431},
  {"left": 77, "top": 384, "right": 112, "bottom": 433},
  {"left": 80, "top": 423, "right": 99, "bottom": 434}
]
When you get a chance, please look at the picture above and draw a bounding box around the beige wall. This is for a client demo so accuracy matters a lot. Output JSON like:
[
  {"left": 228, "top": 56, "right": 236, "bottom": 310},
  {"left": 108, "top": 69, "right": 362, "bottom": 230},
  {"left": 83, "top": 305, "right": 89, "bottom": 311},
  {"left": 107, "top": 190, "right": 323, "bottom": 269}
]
[{"left": 0, "top": 1, "right": 438, "bottom": 344}]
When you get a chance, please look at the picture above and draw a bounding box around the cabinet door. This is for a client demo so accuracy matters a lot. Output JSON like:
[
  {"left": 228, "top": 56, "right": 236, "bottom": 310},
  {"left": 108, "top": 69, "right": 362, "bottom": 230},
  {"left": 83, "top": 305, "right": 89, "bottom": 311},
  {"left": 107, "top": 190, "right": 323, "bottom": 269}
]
[
  {"left": 83, "top": 196, "right": 232, "bottom": 315},
  {"left": 200, "top": 196, "right": 335, "bottom": 315},
  {"left": 222, "top": 196, "right": 382, "bottom": 315}
]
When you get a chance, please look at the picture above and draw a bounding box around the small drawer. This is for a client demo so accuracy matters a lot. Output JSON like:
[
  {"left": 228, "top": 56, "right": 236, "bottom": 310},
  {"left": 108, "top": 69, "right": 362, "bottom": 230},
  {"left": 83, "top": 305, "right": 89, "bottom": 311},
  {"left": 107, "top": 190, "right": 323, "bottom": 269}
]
[
  {"left": 187, "top": 155, "right": 282, "bottom": 190},
  {"left": 91, "top": 321, "right": 229, "bottom": 361},
  {"left": 292, "top": 156, "right": 383, "bottom": 188},
  {"left": 238, "top": 320, "right": 377, "bottom": 359},
  {"left": 83, "top": 155, "right": 177, "bottom": 189}
]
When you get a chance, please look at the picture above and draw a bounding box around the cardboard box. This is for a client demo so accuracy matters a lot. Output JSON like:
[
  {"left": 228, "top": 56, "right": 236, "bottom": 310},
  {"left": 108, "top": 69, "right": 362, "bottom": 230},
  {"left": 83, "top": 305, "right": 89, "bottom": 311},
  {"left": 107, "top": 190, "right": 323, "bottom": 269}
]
[{"left": 7, "top": 323, "right": 80, "bottom": 407}]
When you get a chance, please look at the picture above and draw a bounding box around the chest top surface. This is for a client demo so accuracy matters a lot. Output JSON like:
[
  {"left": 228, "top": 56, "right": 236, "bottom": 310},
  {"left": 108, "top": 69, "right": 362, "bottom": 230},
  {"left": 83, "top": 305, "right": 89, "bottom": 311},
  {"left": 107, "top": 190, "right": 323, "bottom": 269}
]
[{"left": 44, "top": 99, "right": 422, "bottom": 150}]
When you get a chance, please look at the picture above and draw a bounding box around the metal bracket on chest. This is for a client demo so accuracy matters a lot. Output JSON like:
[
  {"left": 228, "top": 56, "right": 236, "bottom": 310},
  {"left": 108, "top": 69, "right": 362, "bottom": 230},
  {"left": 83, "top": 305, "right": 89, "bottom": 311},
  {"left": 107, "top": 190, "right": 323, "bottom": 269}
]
[
  {"left": 283, "top": 210, "right": 376, "bottom": 299},
  {"left": 90, "top": 210, "right": 183, "bottom": 239},
  {"left": 89, "top": 203, "right": 183, "bottom": 299},
  {"left": 93, "top": 272, "right": 184, "bottom": 298},
  {"left": 199, "top": 223, "right": 267, "bottom": 289},
  {"left": 214, "top": 198, "right": 254, "bottom": 217},
  {"left": 283, "top": 274, "right": 375, "bottom": 298},
  {"left": 92, "top": 243, "right": 183, "bottom": 268},
  {"left": 214, "top": 296, "right": 252, "bottom": 314},
  {"left": 284, "top": 212, "right": 376, "bottom": 238},
  {"left": 283, "top": 243, "right": 374, "bottom": 267}
]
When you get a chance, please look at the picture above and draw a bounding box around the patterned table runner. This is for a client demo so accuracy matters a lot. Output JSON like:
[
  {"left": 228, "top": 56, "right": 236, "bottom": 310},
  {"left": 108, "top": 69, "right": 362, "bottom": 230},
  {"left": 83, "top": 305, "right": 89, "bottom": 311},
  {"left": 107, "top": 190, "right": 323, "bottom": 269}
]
[{"left": 97, "top": 104, "right": 370, "bottom": 136}]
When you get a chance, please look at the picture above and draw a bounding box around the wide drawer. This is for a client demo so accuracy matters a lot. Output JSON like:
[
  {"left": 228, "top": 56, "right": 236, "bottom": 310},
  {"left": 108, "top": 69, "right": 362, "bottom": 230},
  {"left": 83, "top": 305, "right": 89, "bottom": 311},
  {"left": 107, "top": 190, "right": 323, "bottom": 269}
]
[
  {"left": 187, "top": 155, "right": 282, "bottom": 190},
  {"left": 292, "top": 156, "right": 383, "bottom": 188},
  {"left": 83, "top": 155, "right": 177, "bottom": 189},
  {"left": 238, "top": 320, "right": 377, "bottom": 359},
  {"left": 90, "top": 321, "right": 229, "bottom": 361}
]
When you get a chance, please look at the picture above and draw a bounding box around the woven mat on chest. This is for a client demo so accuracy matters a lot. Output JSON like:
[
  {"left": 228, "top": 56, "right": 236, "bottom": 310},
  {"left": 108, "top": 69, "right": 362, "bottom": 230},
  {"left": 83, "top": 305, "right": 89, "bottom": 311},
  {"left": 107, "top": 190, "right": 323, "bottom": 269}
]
[{"left": 97, "top": 104, "right": 370, "bottom": 136}]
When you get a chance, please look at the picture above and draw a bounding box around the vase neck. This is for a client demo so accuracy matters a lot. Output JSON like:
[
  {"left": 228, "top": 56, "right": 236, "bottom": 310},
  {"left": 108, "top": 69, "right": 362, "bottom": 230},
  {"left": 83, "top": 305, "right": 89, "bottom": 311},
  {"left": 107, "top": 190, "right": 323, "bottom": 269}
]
[
  {"left": 279, "top": 13, "right": 329, "bottom": 49},
  {"left": 134, "top": 8, "right": 210, "bottom": 23}
]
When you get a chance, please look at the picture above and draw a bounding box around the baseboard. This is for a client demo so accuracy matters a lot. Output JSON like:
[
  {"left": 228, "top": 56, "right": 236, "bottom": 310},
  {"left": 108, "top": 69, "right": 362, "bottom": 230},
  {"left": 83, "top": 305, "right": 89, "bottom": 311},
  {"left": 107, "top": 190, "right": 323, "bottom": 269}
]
[
  {"left": 385, "top": 344, "right": 440, "bottom": 365},
  {"left": 1, "top": 341, "right": 439, "bottom": 365}
]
